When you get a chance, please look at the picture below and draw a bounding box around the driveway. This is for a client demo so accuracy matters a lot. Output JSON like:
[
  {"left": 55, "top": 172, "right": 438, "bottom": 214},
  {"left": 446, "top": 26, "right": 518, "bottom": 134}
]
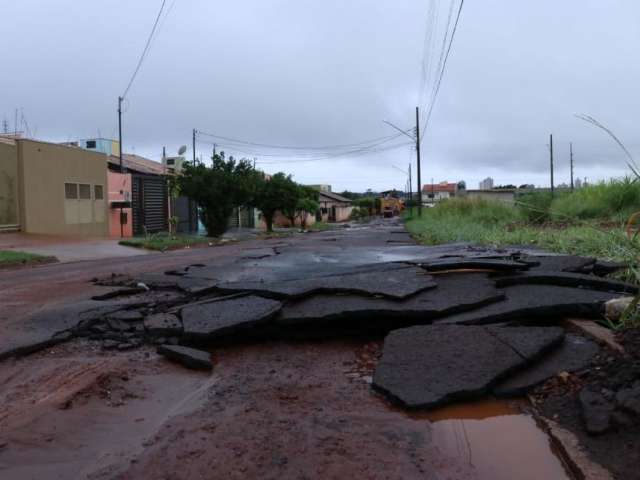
[{"left": 0, "top": 232, "right": 154, "bottom": 263}]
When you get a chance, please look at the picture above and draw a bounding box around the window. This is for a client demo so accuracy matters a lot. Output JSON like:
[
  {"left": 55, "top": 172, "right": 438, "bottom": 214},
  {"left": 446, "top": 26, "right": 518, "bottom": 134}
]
[
  {"left": 94, "top": 185, "right": 104, "bottom": 200},
  {"left": 65, "top": 183, "right": 78, "bottom": 199},
  {"left": 166, "top": 158, "right": 175, "bottom": 165},
  {"left": 86, "top": 140, "right": 96, "bottom": 149},
  {"left": 79, "top": 184, "right": 91, "bottom": 199}
]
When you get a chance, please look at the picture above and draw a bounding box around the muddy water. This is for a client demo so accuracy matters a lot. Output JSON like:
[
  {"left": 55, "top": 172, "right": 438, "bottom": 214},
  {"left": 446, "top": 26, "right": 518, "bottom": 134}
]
[{"left": 414, "top": 400, "right": 572, "bottom": 480}]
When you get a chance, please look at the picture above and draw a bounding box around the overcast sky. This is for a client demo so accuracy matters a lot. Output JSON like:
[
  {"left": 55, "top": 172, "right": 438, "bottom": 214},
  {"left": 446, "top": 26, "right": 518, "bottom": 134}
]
[{"left": 2, "top": 0, "right": 639, "bottom": 192}]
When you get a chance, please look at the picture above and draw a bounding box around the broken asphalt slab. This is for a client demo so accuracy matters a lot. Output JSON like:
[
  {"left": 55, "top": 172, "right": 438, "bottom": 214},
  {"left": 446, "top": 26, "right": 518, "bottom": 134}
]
[
  {"left": 157, "top": 345, "right": 213, "bottom": 370},
  {"left": 494, "top": 272, "right": 638, "bottom": 294},
  {"left": 493, "top": 334, "right": 600, "bottom": 397},
  {"left": 414, "top": 258, "right": 530, "bottom": 272},
  {"left": 277, "top": 272, "right": 504, "bottom": 326},
  {"left": 217, "top": 263, "right": 437, "bottom": 300},
  {"left": 436, "top": 284, "right": 621, "bottom": 325},
  {"left": 181, "top": 295, "right": 282, "bottom": 342},
  {"left": 372, "top": 324, "right": 564, "bottom": 409}
]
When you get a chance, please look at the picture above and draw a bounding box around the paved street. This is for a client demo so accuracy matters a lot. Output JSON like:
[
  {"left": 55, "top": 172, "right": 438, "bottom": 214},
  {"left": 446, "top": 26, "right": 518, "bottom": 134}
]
[{"left": 0, "top": 219, "right": 622, "bottom": 479}]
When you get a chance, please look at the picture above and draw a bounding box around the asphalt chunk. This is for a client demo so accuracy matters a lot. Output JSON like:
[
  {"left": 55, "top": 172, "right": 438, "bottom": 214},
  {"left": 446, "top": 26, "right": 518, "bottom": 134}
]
[
  {"left": 218, "top": 264, "right": 436, "bottom": 300},
  {"left": 144, "top": 313, "right": 183, "bottom": 336},
  {"left": 438, "top": 284, "right": 620, "bottom": 325},
  {"left": 494, "top": 271, "right": 637, "bottom": 294},
  {"left": 372, "top": 324, "right": 563, "bottom": 410},
  {"left": 157, "top": 345, "right": 213, "bottom": 370},
  {"left": 277, "top": 272, "right": 503, "bottom": 326},
  {"left": 493, "top": 334, "right": 599, "bottom": 397},
  {"left": 181, "top": 295, "right": 282, "bottom": 341}
]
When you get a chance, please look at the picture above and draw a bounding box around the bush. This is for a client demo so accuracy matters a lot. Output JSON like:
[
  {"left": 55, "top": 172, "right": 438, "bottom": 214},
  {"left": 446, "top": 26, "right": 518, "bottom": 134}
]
[{"left": 516, "top": 191, "right": 555, "bottom": 223}]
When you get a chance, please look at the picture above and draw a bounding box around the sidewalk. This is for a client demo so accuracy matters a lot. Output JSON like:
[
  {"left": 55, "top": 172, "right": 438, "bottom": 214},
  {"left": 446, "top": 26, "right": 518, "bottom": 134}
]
[{"left": 0, "top": 233, "right": 154, "bottom": 263}]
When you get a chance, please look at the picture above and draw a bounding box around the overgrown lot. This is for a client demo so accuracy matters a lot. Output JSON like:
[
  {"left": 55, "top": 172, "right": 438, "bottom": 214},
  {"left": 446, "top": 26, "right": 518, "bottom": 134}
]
[{"left": 405, "top": 179, "right": 640, "bottom": 266}]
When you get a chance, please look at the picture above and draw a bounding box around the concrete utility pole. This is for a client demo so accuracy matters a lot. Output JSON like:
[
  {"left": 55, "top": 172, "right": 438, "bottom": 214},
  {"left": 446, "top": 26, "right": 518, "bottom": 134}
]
[
  {"left": 570, "top": 142, "right": 574, "bottom": 193},
  {"left": 408, "top": 163, "right": 412, "bottom": 207},
  {"left": 415, "top": 106, "right": 422, "bottom": 217},
  {"left": 118, "top": 97, "right": 124, "bottom": 171},
  {"left": 549, "top": 134, "right": 555, "bottom": 198},
  {"left": 192, "top": 129, "right": 197, "bottom": 165}
]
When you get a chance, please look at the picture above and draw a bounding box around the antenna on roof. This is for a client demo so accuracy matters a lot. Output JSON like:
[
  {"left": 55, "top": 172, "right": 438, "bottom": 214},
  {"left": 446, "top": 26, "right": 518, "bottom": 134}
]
[{"left": 178, "top": 145, "right": 187, "bottom": 156}]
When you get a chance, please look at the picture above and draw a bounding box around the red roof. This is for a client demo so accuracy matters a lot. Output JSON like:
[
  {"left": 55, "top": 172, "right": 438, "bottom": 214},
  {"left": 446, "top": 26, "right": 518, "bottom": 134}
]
[{"left": 422, "top": 182, "right": 457, "bottom": 193}]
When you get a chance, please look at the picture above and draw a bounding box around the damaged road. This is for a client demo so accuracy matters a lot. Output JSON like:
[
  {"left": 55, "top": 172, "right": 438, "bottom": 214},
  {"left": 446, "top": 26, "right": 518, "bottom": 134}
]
[{"left": 0, "top": 218, "right": 635, "bottom": 479}]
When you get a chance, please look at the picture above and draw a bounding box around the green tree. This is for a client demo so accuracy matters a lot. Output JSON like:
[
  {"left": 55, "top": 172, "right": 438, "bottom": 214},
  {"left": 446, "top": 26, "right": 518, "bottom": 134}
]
[
  {"left": 254, "top": 173, "right": 300, "bottom": 232},
  {"left": 295, "top": 186, "right": 320, "bottom": 229},
  {"left": 178, "top": 153, "right": 258, "bottom": 237}
]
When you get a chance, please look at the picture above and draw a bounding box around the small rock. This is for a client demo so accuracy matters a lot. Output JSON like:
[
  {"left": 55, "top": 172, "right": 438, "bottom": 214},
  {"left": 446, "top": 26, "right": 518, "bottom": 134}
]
[
  {"left": 157, "top": 345, "right": 213, "bottom": 371},
  {"left": 579, "top": 387, "right": 614, "bottom": 435},
  {"left": 615, "top": 382, "right": 640, "bottom": 416},
  {"left": 117, "top": 343, "right": 136, "bottom": 351},
  {"left": 604, "top": 297, "right": 634, "bottom": 321}
]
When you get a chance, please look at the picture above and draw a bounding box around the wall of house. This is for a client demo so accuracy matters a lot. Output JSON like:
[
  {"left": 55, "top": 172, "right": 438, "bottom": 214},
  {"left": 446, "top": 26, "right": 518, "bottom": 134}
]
[
  {"left": 0, "top": 142, "right": 19, "bottom": 227},
  {"left": 273, "top": 211, "right": 316, "bottom": 228},
  {"left": 18, "top": 139, "right": 109, "bottom": 236},
  {"left": 107, "top": 171, "right": 133, "bottom": 237},
  {"left": 465, "top": 190, "right": 516, "bottom": 204},
  {"left": 318, "top": 201, "right": 353, "bottom": 222}
]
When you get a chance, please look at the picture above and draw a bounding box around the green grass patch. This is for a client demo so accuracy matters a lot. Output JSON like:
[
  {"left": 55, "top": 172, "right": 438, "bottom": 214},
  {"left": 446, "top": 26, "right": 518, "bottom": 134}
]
[
  {"left": 119, "top": 234, "right": 214, "bottom": 251},
  {"left": 309, "top": 222, "right": 342, "bottom": 232},
  {"left": 404, "top": 197, "right": 637, "bottom": 267},
  {"left": 0, "top": 250, "right": 57, "bottom": 267}
]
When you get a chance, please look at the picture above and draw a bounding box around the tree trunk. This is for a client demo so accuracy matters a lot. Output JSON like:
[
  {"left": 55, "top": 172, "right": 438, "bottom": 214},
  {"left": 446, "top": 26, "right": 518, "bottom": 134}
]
[{"left": 265, "top": 215, "right": 274, "bottom": 233}]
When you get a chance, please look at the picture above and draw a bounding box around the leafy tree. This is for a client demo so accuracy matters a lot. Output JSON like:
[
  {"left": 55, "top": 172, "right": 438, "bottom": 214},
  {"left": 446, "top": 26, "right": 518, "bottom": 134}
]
[
  {"left": 178, "top": 153, "right": 258, "bottom": 237},
  {"left": 295, "top": 187, "right": 320, "bottom": 229},
  {"left": 254, "top": 172, "right": 300, "bottom": 232}
]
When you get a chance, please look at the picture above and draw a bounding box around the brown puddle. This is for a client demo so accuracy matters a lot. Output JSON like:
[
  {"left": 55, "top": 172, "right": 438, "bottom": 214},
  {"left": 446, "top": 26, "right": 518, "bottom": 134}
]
[{"left": 410, "top": 400, "right": 573, "bottom": 480}]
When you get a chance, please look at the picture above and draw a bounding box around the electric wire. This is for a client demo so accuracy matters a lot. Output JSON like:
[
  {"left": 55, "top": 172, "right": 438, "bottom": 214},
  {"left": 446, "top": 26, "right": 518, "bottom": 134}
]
[{"left": 122, "top": 0, "right": 167, "bottom": 99}]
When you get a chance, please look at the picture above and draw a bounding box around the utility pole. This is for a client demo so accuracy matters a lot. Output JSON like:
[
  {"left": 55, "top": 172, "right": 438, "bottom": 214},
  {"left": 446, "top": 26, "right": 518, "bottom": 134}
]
[
  {"left": 549, "top": 134, "right": 555, "bottom": 198},
  {"left": 570, "top": 142, "right": 574, "bottom": 193},
  {"left": 118, "top": 97, "right": 124, "bottom": 171},
  {"left": 2, "top": 118, "right": 7, "bottom": 134},
  {"left": 192, "top": 129, "right": 197, "bottom": 165},
  {"left": 408, "top": 163, "right": 412, "bottom": 207},
  {"left": 415, "top": 106, "right": 422, "bottom": 217}
]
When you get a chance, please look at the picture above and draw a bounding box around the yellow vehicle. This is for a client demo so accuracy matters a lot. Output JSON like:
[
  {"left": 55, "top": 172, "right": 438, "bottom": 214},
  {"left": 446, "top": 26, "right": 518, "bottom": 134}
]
[{"left": 380, "top": 195, "right": 405, "bottom": 218}]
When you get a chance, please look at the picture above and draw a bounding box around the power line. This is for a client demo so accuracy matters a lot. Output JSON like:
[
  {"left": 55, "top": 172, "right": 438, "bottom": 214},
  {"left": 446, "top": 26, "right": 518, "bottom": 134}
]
[
  {"left": 122, "top": 0, "right": 167, "bottom": 99},
  {"left": 195, "top": 129, "right": 411, "bottom": 151},
  {"left": 421, "top": 0, "right": 465, "bottom": 140}
]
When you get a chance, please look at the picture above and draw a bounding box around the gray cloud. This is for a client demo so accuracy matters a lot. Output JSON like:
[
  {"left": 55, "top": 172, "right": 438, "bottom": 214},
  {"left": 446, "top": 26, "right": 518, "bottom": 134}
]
[{"left": 1, "top": 0, "right": 638, "bottom": 192}]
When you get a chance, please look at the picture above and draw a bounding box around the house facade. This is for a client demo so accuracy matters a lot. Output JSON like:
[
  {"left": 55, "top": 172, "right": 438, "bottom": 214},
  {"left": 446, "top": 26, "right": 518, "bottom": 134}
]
[
  {"left": 317, "top": 191, "right": 353, "bottom": 222},
  {"left": 0, "top": 137, "right": 109, "bottom": 236},
  {"left": 422, "top": 182, "right": 459, "bottom": 204}
]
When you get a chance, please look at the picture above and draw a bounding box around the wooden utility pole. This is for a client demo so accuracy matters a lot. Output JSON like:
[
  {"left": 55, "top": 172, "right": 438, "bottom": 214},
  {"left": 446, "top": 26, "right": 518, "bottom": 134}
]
[
  {"left": 549, "top": 134, "right": 555, "bottom": 198},
  {"left": 192, "top": 129, "right": 197, "bottom": 165},
  {"left": 570, "top": 142, "right": 574, "bottom": 192},
  {"left": 415, "top": 106, "right": 422, "bottom": 217}
]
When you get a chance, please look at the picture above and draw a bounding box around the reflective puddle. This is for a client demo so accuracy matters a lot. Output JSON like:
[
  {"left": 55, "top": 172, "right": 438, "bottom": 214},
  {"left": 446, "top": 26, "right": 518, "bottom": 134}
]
[{"left": 412, "top": 400, "right": 572, "bottom": 480}]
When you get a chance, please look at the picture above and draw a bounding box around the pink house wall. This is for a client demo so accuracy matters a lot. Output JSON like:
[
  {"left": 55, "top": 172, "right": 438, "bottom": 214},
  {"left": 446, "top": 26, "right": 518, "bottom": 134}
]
[{"left": 108, "top": 171, "right": 133, "bottom": 238}]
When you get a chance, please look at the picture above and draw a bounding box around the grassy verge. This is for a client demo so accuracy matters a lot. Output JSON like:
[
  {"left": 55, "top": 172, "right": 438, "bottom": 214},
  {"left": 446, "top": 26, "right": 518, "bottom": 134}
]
[
  {"left": 0, "top": 250, "right": 57, "bottom": 268},
  {"left": 308, "top": 222, "right": 342, "bottom": 232},
  {"left": 119, "top": 234, "right": 214, "bottom": 251}
]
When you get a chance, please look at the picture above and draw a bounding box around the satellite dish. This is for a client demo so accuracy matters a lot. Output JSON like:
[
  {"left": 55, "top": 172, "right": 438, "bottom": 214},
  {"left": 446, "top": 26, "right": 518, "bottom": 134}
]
[{"left": 178, "top": 145, "right": 187, "bottom": 155}]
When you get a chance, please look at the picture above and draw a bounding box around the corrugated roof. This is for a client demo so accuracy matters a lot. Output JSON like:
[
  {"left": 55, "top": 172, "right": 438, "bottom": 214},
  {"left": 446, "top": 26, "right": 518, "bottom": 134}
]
[
  {"left": 319, "top": 190, "right": 352, "bottom": 203},
  {"left": 108, "top": 154, "right": 167, "bottom": 175}
]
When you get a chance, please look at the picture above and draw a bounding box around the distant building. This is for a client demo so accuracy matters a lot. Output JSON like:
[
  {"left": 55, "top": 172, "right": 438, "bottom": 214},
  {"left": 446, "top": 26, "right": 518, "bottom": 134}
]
[
  {"left": 422, "top": 181, "right": 459, "bottom": 204},
  {"left": 479, "top": 177, "right": 494, "bottom": 190},
  {"left": 575, "top": 178, "right": 583, "bottom": 189},
  {"left": 308, "top": 184, "right": 332, "bottom": 192}
]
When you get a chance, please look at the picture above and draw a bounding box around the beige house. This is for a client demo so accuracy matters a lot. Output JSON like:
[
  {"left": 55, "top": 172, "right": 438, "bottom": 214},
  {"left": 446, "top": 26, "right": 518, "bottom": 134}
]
[
  {"left": 317, "top": 191, "right": 353, "bottom": 222},
  {"left": 0, "top": 137, "right": 108, "bottom": 236}
]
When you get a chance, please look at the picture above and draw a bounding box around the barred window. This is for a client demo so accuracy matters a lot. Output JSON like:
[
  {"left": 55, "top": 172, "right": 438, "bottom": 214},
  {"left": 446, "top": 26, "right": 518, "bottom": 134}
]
[
  {"left": 94, "top": 185, "right": 104, "bottom": 200},
  {"left": 65, "top": 183, "right": 78, "bottom": 199},
  {"left": 79, "top": 184, "right": 91, "bottom": 199}
]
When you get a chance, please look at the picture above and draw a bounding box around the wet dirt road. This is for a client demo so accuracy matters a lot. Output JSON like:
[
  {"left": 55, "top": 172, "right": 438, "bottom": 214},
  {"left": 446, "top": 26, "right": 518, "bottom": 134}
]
[
  {"left": 0, "top": 223, "right": 574, "bottom": 479},
  {"left": 0, "top": 338, "right": 571, "bottom": 480}
]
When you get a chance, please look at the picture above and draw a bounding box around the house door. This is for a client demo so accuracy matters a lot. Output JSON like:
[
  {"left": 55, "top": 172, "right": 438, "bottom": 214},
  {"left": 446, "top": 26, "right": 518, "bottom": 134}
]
[{"left": 330, "top": 206, "right": 337, "bottom": 222}]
